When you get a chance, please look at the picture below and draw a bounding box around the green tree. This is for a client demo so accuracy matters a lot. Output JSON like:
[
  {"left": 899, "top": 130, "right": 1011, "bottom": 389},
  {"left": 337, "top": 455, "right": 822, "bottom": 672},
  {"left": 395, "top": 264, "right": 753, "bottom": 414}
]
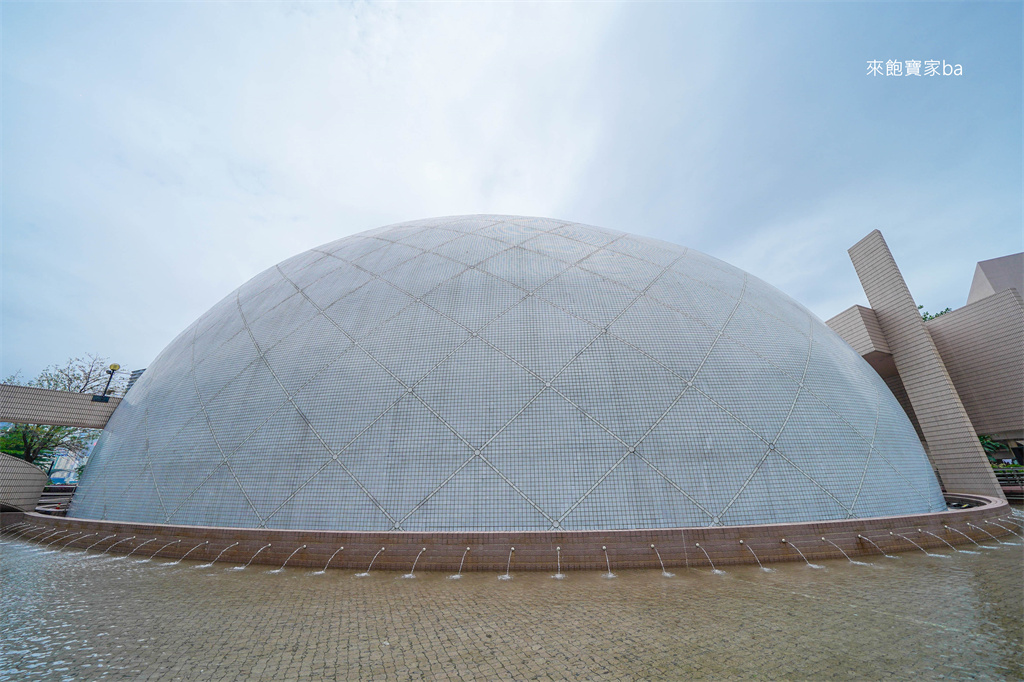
[
  {"left": 2, "top": 354, "right": 126, "bottom": 471},
  {"left": 978, "top": 435, "right": 1011, "bottom": 464},
  {"left": 918, "top": 304, "right": 952, "bottom": 321}
]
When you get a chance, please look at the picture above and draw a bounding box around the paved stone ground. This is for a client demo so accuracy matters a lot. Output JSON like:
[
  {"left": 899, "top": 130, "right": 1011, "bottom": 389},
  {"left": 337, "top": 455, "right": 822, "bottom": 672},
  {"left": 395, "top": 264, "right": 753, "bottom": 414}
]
[{"left": 1, "top": 527, "right": 1022, "bottom": 680}]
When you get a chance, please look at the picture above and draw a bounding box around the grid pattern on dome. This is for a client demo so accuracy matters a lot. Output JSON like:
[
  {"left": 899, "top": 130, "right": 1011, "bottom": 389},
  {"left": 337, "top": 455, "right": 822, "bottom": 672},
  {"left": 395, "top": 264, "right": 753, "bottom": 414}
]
[{"left": 70, "top": 216, "right": 946, "bottom": 531}]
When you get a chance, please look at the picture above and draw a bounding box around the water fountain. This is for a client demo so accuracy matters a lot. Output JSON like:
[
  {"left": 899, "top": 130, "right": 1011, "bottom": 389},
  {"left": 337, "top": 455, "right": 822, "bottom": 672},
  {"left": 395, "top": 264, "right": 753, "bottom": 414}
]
[
  {"left": 32, "top": 529, "right": 69, "bottom": 546},
  {"left": 27, "top": 529, "right": 61, "bottom": 546},
  {"left": 314, "top": 546, "right": 345, "bottom": 575},
  {"left": 137, "top": 539, "right": 180, "bottom": 563},
  {"left": 20, "top": 526, "right": 48, "bottom": 541},
  {"left": 821, "top": 537, "right": 871, "bottom": 566},
  {"left": 42, "top": 531, "right": 81, "bottom": 551},
  {"left": 269, "top": 545, "right": 306, "bottom": 574},
  {"left": 943, "top": 525, "right": 990, "bottom": 550},
  {"left": 5, "top": 524, "right": 37, "bottom": 539},
  {"left": 196, "top": 542, "right": 239, "bottom": 568},
  {"left": 119, "top": 538, "right": 157, "bottom": 560},
  {"left": 25, "top": 527, "right": 55, "bottom": 543},
  {"left": 891, "top": 531, "right": 947, "bottom": 557},
  {"left": 552, "top": 546, "right": 566, "bottom": 579},
  {"left": 918, "top": 529, "right": 971, "bottom": 554},
  {"left": 448, "top": 547, "right": 470, "bottom": 580},
  {"left": 62, "top": 532, "right": 97, "bottom": 550},
  {"left": 92, "top": 535, "right": 137, "bottom": 558},
  {"left": 694, "top": 542, "right": 725, "bottom": 574},
  {"left": 857, "top": 534, "right": 898, "bottom": 559},
  {"left": 739, "top": 540, "right": 772, "bottom": 572},
  {"left": 651, "top": 540, "right": 675, "bottom": 573},
  {"left": 402, "top": 548, "right": 426, "bottom": 579},
  {"left": 985, "top": 519, "right": 1023, "bottom": 539},
  {"left": 967, "top": 522, "right": 1017, "bottom": 545},
  {"left": 601, "top": 546, "right": 616, "bottom": 579},
  {"left": 355, "top": 547, "right": 385, "bottom": 577},
  {"left": 80, "top": 535, "right": 117, "bottom": 554},
  {"left": 498, "top": 547, "right": 514, "bottom": 580},
  {"left": 164, "top": 541, "right": 209, "bottom": 566},
  {"left": 230, "top": 543, "right": 270, "bottom": 570},
  {"left": 780, "top": 539, "right": 823, "bottom": 569},
  {"left": 0, "top": 521, "right": 28, "bottom": 535}
]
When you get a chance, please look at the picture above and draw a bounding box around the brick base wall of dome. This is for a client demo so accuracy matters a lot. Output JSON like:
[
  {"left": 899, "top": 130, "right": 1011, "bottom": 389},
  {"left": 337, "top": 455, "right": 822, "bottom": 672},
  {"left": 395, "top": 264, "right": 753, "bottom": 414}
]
[
  {"left": 68, "top": 216, "right": 947, "bottom": 532},
  {"left": 19, "top": 495, "right": 1013, "bottom": 571}
]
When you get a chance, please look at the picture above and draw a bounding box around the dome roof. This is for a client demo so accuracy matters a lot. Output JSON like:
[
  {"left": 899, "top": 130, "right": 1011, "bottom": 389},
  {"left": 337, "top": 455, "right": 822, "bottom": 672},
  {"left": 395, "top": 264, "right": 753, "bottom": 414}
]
[{"left": 70, "top": 216, "right": 945, "bottom": 531}]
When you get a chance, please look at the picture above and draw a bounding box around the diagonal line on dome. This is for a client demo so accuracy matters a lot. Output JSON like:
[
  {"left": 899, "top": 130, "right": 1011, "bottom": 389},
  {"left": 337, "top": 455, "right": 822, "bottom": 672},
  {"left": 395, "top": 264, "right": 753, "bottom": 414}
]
[
  {"left": 548, "top": 271, "right": 761, "bottom": 525},
  {"left": 849, "top": 379, "right": 884, "bottom": 514},
  {"left": 715, "top": 320, "right": 821, "bottom": 521},
  {"left": 139, "top": 408, "right": 169, "bottom": 520},
  {"left": 259, "top": 456, "right": 337, "bottom": 527},
  {"left": 236, "top": 282, "right": 401, "bottom": 528},
  {"left": 163, "top": 311, "right": 267, "bottom": 525}
]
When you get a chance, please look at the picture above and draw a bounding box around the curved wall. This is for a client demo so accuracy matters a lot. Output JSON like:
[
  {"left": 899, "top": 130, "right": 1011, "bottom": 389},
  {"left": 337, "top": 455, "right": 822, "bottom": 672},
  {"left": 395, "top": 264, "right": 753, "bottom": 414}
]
[
  {"left": 0, "top": 452, "right": 48, "bottom": 513},
  {"left": 70, "top": 216, "right": 945, "bottom": 531}
]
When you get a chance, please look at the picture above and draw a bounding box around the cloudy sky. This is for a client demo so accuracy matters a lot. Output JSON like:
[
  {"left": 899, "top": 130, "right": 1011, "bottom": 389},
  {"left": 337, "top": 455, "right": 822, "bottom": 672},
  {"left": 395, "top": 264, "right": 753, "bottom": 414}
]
[{"left": 2, "top": 1, "right": 1020, "bottom": 378}]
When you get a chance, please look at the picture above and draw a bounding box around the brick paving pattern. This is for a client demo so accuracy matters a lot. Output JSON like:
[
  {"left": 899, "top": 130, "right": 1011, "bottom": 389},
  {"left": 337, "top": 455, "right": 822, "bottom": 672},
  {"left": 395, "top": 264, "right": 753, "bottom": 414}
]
[{"left": 1, "top": 527, "right": 1021, "bottom": 680}]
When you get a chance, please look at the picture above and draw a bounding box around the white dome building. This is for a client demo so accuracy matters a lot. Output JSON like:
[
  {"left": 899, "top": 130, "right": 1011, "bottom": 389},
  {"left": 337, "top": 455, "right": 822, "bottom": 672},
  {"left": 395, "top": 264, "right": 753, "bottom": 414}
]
[{"left": 69, "top": 216, "right": 945, "bottom": 531}]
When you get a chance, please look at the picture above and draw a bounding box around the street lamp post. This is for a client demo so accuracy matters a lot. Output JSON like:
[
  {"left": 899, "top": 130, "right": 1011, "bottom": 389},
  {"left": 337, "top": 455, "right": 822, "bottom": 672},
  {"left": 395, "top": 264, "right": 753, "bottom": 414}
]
[{"left": 91, "top": 364, "right": 121, "bottom": 403}]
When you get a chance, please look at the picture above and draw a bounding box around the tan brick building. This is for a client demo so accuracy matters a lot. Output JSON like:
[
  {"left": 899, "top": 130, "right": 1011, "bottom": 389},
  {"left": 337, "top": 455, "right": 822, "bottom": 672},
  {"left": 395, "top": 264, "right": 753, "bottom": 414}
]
[{"left": 827, "top": 232, "right": 1022, "bottom": 497}]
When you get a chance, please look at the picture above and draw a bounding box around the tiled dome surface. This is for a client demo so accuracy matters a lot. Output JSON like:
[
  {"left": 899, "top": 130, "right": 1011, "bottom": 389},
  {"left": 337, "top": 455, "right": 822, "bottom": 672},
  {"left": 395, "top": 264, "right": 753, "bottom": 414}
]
[{"left": 70, "top": 216, "right": 945, "bottom": 530}]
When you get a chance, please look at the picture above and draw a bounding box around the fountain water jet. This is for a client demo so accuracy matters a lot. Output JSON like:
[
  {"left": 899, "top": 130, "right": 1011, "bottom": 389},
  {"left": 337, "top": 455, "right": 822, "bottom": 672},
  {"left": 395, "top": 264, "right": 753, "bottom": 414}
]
[
  {"left": 739, "top": 540, "right": 772, "bottom": 572},
  {"left": 402, "top": 548, "right": 426, "bottom": 578},
  {"left": 356, "top": 547, "right": 385, "bottom": 577},
  {"left": 63, "top": 533, "right": 96, "bottom": 550},
  {"left": 25, "top": 527, "right": 55, "bottom": 543},
  {"left": 651, "top": 544, "right": 675, "bottom": 577},
  {"left": 314, "top": 546, "right": 345, "bottom": 575},
  {"left": 30, "top": 529, "right": 64, "bottom": 545},
  {"left": 269, "top": 545, "right": 306, "bottom": 573},
  {"left": 943, "top": 526, "right": 990, "bottom": 550},
  {"left": 857, "top": 535, "right": 897, "bottom": 559},
  {"left": 601, "top": 546, "right": 616, "bottom": 579},
  {"left": 33, "top": 529, "right": 69, "bottom": 546},
  {"left": 821, "top": 537, "right": 871, "bottom": 566},
  {"left": 120, "top": 538, "right": 157, "bottom": 560},
  {"left": 781, "top": 539, "right": 823, "bottom": 569},
  {"left": 165, "top": 541, "right": 209, "bottom": 566},
  {"left": 498, "top": 547, "right": 514, "bottom": 580},
  {"left": 891, "top": 532, "right": 947, "bottom": 557},
  {"left": 448, "top": 547, "right": 470, "bottom": 580},
  {"left": 918, "top": 529, "right": 971, "bottom": 554},
  {"left": 552, "top": 546, "right": 566, "bottom": 580},
  {"left": 93, "top": 536, "right": 136, "bottom": 558},
  {"left": 196, "top": 542, "right": 239, "bottom": 568},
  {"left": 138, "top": 539, "right": 180, "bottom": 563},
  {"left": 42, "top": 531, "right": 81, "bottom": 551},
  {"left": 695, "top": 542, "right": 725, "bottom": 574},
  {"left": 968, "top": 522, "right": 1017, "bottom": 545},
  {"left": 230, "top": 543, "right": 270, "bottom": 570},
  {"left": 985, "top": 520, "right": 1023, "bottom": 539},
  {"left": 80, "top": 535, "right": 117, "bottom": 554}
]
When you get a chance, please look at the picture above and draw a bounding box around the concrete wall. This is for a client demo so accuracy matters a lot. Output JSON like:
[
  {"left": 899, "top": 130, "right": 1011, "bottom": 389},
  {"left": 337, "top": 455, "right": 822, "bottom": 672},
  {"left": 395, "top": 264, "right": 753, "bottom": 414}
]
[{"left": 0, "top": 452, "right": 48, "bottom": 512}]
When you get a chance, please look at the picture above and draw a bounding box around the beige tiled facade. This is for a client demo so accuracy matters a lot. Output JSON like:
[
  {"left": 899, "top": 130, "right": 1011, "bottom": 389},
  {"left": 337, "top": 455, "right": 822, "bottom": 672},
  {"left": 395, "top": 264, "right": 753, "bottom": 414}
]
[
  {"left": 0, "top": 453, "right": 48, "bottom": 512},
  {"left": 0, "top": 384, "right": 121, "bottom": 429},
  {"left": 828, "top": 231, "right": 1019, "bottom": 498}
]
